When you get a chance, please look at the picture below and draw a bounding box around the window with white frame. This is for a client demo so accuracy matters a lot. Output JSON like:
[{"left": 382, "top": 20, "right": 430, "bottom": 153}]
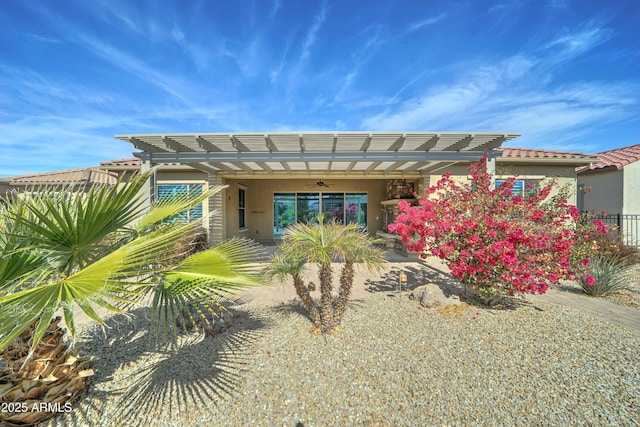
[
  {"left": 156, "top": 183, "right": 203, "bottom": 222},
  {"left": 495, "top": 179, "right": 541, "bottom": 199}
]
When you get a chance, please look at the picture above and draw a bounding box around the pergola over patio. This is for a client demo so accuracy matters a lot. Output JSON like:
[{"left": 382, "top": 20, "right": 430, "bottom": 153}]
[{"left": 115, "top": 131, "right": 521, "bottom": 178}]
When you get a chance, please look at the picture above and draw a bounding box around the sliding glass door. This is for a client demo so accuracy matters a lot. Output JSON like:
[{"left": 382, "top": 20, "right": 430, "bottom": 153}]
[
  {"left": 322, "top": 193, "right": 344, "bottom": 223},
  {"left": 296, "top": 193, "right": 320, "bottom": 224},
  {"left": 273, "top": 192, "right": 367, "bottom": 238},
  {"left": 274, "top": 193, "right": 296, "bottom": 238}
]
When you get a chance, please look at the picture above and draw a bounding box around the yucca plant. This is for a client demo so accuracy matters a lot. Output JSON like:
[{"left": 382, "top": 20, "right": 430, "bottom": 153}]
[
  {"left": 579, "top": 255, "right": 631, "bottom": 297},
  {"left": 264, "top": 217, "right": 385, "bottom": 334},
  {"left": 0, "top": 171, "right": 265, "bottom": 425}
]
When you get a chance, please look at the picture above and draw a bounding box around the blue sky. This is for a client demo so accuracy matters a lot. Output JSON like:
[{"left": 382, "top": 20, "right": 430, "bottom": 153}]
[{"left": 1, "top": 0, "right": 639, "bottom": 176}]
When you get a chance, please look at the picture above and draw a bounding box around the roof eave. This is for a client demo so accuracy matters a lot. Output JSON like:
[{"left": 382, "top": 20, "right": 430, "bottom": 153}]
[
  {"left": 577, "top": 165, "right": 620, "bottom": 175},
  {"left": 498, "top": 157, "right": 598, "bottom": 165}
]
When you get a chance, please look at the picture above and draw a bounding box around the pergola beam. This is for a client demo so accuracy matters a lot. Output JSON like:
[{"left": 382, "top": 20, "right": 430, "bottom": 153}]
[
  {"left": 146, "top": 150, "right": 489, "bottom": 163},
  {"left": 163, "top": 136, "right": 193, "bottom": 152},
  {"left": 445, "top": 134, "right": 474, "bottom": 151},
  {"left": 191, "top": 163, "right": 225, "bottom": 174},
  {"left": 130, "top": 137, "right": 168, "bottom": 153},
  {"left": 196, "top": 136, "right": 222, "bottom": 152},
  {"left": 384, "top": 161, "right": 406, "bottom": 173}
]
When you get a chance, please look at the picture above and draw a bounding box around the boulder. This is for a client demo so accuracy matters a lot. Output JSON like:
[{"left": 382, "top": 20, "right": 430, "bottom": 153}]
[{"left": 409, "top": 283, "right": 461, "bottom": 308}]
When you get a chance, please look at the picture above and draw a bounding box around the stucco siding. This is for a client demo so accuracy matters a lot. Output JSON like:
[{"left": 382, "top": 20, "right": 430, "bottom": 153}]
[
  {"left": 426, "top": 163, "right": 579, "bottom": 205},
  {"left": 224, "top": 178, "right": 387, "bottom": 242},
  {"left": 578, "top": 169, "right": 624, "bottom": 214},
  {"left": 154, "top": 162, "right": 584, "bottom": 244},
  {"left": 623, "top": 161, "right": 640, "bottom": 214},
  {"left": 155, "top": 170, "right": 208, "bottom": 182}
]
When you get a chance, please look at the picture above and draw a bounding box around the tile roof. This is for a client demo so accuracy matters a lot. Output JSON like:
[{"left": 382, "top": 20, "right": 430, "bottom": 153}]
[
  {"left": 2, "top": 167, "right": 117, "bottom": 186},
  {"left": 499, "top": 147, "right": 594, "bottom": 160},
  {"left": 580, "top": 143, "right": 640, "bottom": 171},
  {"left": 100, "top": 158, "right": 141, "bottom": 167}
]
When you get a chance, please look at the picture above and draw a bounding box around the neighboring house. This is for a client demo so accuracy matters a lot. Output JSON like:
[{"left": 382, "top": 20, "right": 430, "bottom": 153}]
[
  {"left": 577, "top": 143, "right": 640, "bottom": 215},
  {"left": 0, "top": 167, "right": 118, "bottom": 199},
  {"left": 105, "top": 132, "right": 597, "bottom": 246}
]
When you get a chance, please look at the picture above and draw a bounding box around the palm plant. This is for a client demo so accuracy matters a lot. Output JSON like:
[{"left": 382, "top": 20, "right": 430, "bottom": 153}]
[
  {"left": 264, "top": 217, "right": 385, "bottom": 334},
  {"left": 0, "top": 171, "right": 265, "bottom": 425}
]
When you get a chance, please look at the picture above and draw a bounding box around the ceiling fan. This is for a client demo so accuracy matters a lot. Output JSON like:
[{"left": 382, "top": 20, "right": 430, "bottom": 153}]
[{"left": 308, "top": 179, "right": 331, "bottom": 188}]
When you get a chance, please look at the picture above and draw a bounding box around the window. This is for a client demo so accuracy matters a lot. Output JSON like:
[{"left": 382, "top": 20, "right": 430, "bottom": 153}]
[
  {"left": 238, "top": 188, "right": 246, "bottom": 228},
  {"left": 156, "top": 184, "right": 203, "bottom": 222},
  {"left": 273, "top": 192, "right": 367, "bottom": 238},
  {"left": 495, "top": 179, "right": 541, "bottom": 199}
]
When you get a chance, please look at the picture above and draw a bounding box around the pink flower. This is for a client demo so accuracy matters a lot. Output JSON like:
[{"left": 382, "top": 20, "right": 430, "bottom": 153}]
[
  {"left": 584, "top": 274, "right": 596, "bottom": 286},
  {"left": 568, "top": 205, "right": 579, "bottom": 219},
  {"left": 580, "top": 258, "right": 590, "bottom": 266},
  {"left": 593, "top": 219, "right": 608, "bottom": 235},
  {"left": 389, "top": 154, "right": 581, "bottom": 301}
]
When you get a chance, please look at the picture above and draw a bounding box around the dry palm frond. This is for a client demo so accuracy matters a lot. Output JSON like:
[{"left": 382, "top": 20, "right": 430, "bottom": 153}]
[{"left": 0, "top": 317, "right": 93, "bottom": 427}]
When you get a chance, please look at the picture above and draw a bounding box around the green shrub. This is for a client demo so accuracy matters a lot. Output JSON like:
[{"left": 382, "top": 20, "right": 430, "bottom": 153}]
[{"left": 579, "top": 255, "right": 630, "bottom": 297}]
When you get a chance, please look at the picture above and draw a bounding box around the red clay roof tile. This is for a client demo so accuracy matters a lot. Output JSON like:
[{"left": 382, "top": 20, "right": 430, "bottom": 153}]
[
  {"left": 583, "top": 143, "right": 640, "bottom": 170},
  {"left": 100, "top": 158, "right": 141, "bottom": 167},
  {"left": 500, "top": 147, "right": 593, "bottom": 160},
  {"left": 5, "top": 167, "right": 117, "bottom": 186}
]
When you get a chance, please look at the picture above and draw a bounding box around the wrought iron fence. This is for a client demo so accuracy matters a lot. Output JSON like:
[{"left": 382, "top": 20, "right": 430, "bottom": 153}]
[{"left": 582, "top": 213, "right": 640, "bottom": 248}]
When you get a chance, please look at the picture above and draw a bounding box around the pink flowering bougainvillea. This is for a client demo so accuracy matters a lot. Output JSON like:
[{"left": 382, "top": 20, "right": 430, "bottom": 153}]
[{"left": 389, "top": 155, "right": 603, "bottom": 303}]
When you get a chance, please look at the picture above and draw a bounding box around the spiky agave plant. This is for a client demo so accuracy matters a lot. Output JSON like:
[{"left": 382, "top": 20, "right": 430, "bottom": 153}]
[{"left": 0, "top": 171, "right": 265, "bottom": 425}]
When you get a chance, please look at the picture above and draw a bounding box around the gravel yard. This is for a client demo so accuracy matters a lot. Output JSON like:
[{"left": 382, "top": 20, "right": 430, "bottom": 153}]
[{"left": 45, "top": 290, "right": 640, "bottom": 427}]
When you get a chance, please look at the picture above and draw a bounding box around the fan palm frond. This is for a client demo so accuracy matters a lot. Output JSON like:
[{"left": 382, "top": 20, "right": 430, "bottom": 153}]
[{"left": 152, "top": 238, "right": 267, "bottom": 336}]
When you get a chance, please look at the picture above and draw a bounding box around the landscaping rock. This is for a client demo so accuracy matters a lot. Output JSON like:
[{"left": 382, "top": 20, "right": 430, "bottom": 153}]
[{"left": 409, "top": 283, "right": 461, "bottom": 307}]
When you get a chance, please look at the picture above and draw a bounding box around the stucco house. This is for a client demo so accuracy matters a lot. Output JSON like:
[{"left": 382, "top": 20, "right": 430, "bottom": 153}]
[
  {"left": 577, "top": 143, "right": 640, "bottom": 215},
  {"left": 103, "top": 132, "right": 597, "bottom": 247},
  {"left": 0, "top": 167, "right": 117, "bottom": 198},
  {"left": 576, "top": 143, "right": 640, "bottom": 247}
]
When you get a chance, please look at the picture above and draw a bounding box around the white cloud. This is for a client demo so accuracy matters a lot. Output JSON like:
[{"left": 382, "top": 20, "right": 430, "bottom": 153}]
[
  {"left": 405, "top": 13, "right": 446, "bottom": 34},
  {"left": 27, "top": 33, "right": 60, "bottom": 43},
  {"left": 362, "top": 55, "right": 537, "bottom": 130},
  {"left": 289, "top": 0, "right": 328, "bottom": 85},
  {"left": 547, "top": 0, "right": 569, "bottom": 9},
  {"left": 269, "top": 0, "right": 282, "bottom": 20},
  {"left": 360, "top": 46, "right": 638, "bottom": 150},
  {"left": 299, "top": 1, "right": 328, "bottom": 64},
  {"left": 544, "top": 23, "right": 614, "bottom": 63},
  {"left": 488, "top": 3, "right": 511, "bottom": 14}
]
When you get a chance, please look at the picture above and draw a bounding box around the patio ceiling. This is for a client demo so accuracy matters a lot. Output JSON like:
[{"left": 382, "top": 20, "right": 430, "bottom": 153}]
[{"left": 115, "top": 132, "right": 520, "bottom": 178}]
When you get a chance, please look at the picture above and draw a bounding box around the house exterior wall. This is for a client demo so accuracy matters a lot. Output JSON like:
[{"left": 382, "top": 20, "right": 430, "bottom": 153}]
[
  {"left": 155, "top": 170, "right": 208, "bottom": 182},
  {"left": 577, "top": 169, "right": 624, "bottom": 214},
  {"left": 148, "top": 161, "right": 585, "bottom": 244},
  {"left": 496, "top": 163, "right": 579, "bottom": 205},
  {"left": 425, "top": 163, "right": 579, "bottom": 205},
  {"left": 623, "top": 161, "right": 640, "bottom": 215},
  {"left": 0, "top": 183, "right": 10, "bottom": 198},
  {"left": 223, "top": 178, "right": 387, "bottom": 242}
]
